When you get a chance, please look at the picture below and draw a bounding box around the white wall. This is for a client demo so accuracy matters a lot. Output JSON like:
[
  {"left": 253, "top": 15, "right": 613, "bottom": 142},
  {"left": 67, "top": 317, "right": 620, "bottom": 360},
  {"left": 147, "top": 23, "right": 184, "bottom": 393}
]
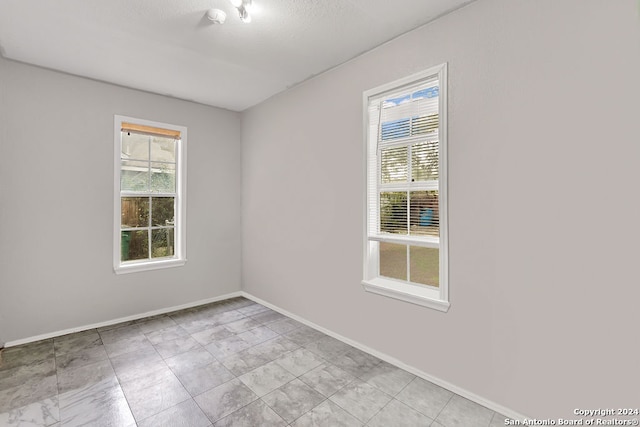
[
  {"left": 242, "top": 0, "right": 640, "bottom": 418},
  {"left": 0, "top": 57, "right": 242, "bottom": 344}
]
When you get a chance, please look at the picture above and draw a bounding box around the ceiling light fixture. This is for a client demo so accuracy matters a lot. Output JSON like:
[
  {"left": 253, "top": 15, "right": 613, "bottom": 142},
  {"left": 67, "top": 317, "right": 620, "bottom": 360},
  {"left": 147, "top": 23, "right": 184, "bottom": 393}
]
[
  {"left": 229, "top": 0, "right": 253, "bottom": 23},
  {"left": 206, "top": 8, "right": 227, "bottom": 24}
]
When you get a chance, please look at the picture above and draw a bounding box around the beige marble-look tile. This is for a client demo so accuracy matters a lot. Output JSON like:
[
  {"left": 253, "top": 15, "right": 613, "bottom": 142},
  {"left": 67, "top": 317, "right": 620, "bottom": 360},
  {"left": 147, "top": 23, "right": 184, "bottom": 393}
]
[
  {"left": 120, "top": 368, "right": 191, "bottom": 422},
  {"left": 304, "top": 336, "right": 353, "bottom": 360},
  {"left": 328, "top": 348, "right": 382, "bottom": 378},
  {"left": 179, "top": 316, "right": 220, "bottom": 334},
  {"left": 236, "top": 304, "right": 271, "bottom": 316},
  {"left": 167, "top": 309, "right": 202, "bottom": 325},
  {"left": 53, "top": 330, "right": 102, "bottom": 356},
  {"left": 165, "top": 347, "right": 216, "bottom": 372},
  {"left": 136, "top": 316, "right": 177, "bottom": 334},
  {"left": 58, "top": 377, "right": 135, "bottom": 427},
  {"left": 283, "top": 326, "right": 327, "bottom": 346},
  {"left": 213, "top": 399, "right": 286, "bottom": 427},
  {"left": 204, "top": 335, "right": 252, "bottom": 360},
  {"left": 109, "top": 345, "right": 166, "bottom": 383},
  {"left": 435, "top": 394, "right": 494, "bottom": 427},
  {"left": 274, "top": 348, "right": 325, "bottom": 377},
  {"left": 0, "top": 396, "right": 59, "bottom": 427},
  {"left": 262, "top": 378, "right": 325, "bottom": 424},
  {"left": 145, "top": 325, "right": 190, "bottom": 345},
  {"left": 237, "top": 326, "right": 280, "bottom": 346},
  {"left": 210, "top": 307, "right": 247, "bottom": 325},
  {"left": 224, "top": 297, "right": 255, "bottom": 310},
  {"left": 138, "top": 399, "right": 211, "bottom": 427},
  {"left": 367, "top": 398, "right": 434, "bottom": 427},
  {"left": 57, "top": 359, "right": 116, "bottom": 395},
  {"left": 220, "top": 348, "right": 272, "bottom": 377},
  {"left": 238, "top": 361, "right": 295, "bottom": 397},
  {"left": 395, "top": 377, "right": 453, "bottom": 419},
  {"left": 0, "top": 372, "right": 57, "bottom": 414},
  {"left": 0, "top": 359, "right": 55, "bottom": 390},
  {"left": 171, "top": 360, "right": 235, "bottom": 396},
  {"left": 0, "top": 340, "right": 54, "bottom": 372},
  {"left": 290, "top": 400, "right": 363, "bottom": 427},
  {"left": 329, "top": 380, "right": 391, "bottom": 423},
  {"left": 103, "top": 334, "right": 154, "bottom": 358},
  {"left": 98, "top": 324, "right": 143, "bottom": 345},
  {"left": 193, "top": 378, "right": 258, "bottom": 423},
  {"left": 266, "top": 318, "right": 304, "bottom": 335},
  {"left": 357, "top": 361, "right": 415, "bottom": 396},
  {"left": 96, "top": 320, "right": 137, "bottom": 333},
  {"left": 55, "top": 345, "right": 108, "bottom": 372},
  {"left": 191, "top": 326, "right": 235, "bottom": 346},
  {"left": 299, "top": 363, "right": 355, "bottom": 397},
  {"left": 245, "top": 336, "right": 299, "bottom": 362},
  {"left": 222, "top": 317, "right": 262, "bottom": 334},
  {"left": 250, "top": 310, "right": 286, "bottom": 324},
  {"left": 154, "top": 336, "right": 201, "bottom": 359}
]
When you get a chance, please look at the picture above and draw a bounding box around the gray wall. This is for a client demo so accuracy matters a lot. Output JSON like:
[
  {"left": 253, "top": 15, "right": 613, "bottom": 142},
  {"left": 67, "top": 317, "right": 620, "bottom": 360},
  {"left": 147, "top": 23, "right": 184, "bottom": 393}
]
[
  {"left": 0, "top": 57, "right": 242, "bottom": 344},
  {"left": 242, "top": 0, "right": 640, "bottom": 418}
]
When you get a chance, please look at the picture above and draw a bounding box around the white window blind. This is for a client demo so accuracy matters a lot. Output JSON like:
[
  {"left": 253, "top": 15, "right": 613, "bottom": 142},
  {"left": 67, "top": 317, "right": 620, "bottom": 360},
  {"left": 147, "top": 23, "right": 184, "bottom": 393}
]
[{"left": 367, "top": 76, "right": 441, "bottom": 246}]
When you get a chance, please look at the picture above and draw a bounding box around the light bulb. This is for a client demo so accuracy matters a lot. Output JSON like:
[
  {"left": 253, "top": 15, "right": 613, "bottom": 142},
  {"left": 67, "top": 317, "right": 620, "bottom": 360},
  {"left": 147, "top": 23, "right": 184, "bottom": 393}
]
[{"left": 239, "top": 8, "right": 251, "bottom": 23}]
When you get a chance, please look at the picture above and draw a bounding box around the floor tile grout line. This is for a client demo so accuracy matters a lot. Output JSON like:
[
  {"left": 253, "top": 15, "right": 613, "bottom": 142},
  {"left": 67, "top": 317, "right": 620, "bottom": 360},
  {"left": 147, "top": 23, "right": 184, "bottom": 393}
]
[
  {"left": 431, "top": 392, "right": 455, "bottom": 426},
  {"left": 4, "top": 297, "right": 499, "bottom": 427},
  {"left": 52, "top": 339, "right": 61, "bottom": 426},
  {"left": 190, "top": 318, "right": 347, "bottom": 426},
  {"left": 104, "top": 332, "right": 141, "bottom": 427}
]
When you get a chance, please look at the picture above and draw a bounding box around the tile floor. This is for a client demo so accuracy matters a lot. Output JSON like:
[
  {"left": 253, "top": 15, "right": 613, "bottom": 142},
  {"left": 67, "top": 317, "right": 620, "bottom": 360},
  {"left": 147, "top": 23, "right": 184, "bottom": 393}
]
[{"left": 0, "top": 297, "right": 508, "bottom": 426}]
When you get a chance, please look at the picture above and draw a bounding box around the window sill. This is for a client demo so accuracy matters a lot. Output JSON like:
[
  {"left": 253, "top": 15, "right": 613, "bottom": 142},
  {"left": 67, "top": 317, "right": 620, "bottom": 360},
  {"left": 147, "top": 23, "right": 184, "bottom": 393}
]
[
  {"left": 114, "top": 258, "right": 186, "bottom": 275},
  {"left": 362, "top": 277, "right": 450, "bottom": 312}
]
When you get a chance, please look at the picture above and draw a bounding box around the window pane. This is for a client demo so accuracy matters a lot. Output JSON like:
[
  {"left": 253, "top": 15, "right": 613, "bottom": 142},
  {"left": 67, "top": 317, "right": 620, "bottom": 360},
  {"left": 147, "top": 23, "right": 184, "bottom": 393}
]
[
  {"left": 380, "top": 242, "right": 407, "bottom": 281},
  {"left": 410, "top": 246, "right": 439, "bottom": 287},
  {"left": 409, "top": 191, "right": 439, "bottom": 237},
  {"left": 121, "top": 230, "right": 148, "bottom": 261},
  {"left": 380, "top": 192, "right": 407, "bottom": 234},
  {"left": 381, "top": 118, "right": 410, "bottom": 140},
  {"left": 412, "top": 86, "right": 439, "bottom": 100},
  {"left": 412, "top": 114, "right": 438, "bottom": 136},
  {"left": 412, "top": 141, "right": 438, "bottom": 182},
  {"left": 150, "top": 136, "right": 176, "bottom": 163},
  {"left": 383, "top": 94, "right": 410, "bottom": 107},
  {"left": 152, "top": 197, "right": 175, "bottom": 226},
  {"left": 152, "top": 228, "right": 174, "bottom": 258},
  {"left": 121, "top": 160, "right": 149, "bottom": 192},
  {"left": 150, "top": 162, "right": 175, "bottom": 193},
  {"left": 121, "top": 132, "right": 149, "bottom": 160},
  {"left": 121, "top": 197, "right": 149, "bottom": 228},
  {"left": 380, "top": 146, "right": 408, "bottom": 183}
]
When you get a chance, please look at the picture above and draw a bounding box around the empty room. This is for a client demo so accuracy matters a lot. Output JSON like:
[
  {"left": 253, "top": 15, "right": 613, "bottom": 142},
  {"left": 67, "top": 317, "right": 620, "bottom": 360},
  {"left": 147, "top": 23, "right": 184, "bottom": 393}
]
[{"left": 0, "top": 0, "right": 638, "bottom": 426}]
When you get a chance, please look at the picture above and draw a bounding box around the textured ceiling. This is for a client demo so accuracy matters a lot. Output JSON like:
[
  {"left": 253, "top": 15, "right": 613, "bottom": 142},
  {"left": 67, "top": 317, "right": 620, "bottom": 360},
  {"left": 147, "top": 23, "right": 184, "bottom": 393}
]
[{"left": 0, "top": 0, "right": 475, "bottom": 111}]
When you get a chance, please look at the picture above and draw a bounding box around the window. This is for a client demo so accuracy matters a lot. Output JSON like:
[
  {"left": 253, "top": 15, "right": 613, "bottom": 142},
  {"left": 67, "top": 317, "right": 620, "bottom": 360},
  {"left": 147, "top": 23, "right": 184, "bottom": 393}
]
[
  {"left": 114, "top": 116, "right": 187, "bottom": 274},
  {"left": 362, "top": 64, "right": 449, "bottom": 311}
]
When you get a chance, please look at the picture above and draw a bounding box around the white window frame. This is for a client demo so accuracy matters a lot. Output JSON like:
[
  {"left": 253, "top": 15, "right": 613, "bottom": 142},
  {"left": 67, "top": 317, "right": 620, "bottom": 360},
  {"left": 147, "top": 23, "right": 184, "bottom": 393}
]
[
  {"left": 113, "top": 115, "right": 187, "bottom": 274},
  {"left": 362, "top": 64, "right": 449, "bottom": 312}
]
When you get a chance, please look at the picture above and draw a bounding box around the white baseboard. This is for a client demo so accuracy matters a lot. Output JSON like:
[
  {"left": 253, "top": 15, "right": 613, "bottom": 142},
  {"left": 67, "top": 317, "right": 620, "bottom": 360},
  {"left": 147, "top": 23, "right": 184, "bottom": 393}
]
[
  {"left": 5, "top": 291, "right": 242, "bottom": 348},
  {"left": 241, "top": 291, "right": 530, "bottom": 422}
]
